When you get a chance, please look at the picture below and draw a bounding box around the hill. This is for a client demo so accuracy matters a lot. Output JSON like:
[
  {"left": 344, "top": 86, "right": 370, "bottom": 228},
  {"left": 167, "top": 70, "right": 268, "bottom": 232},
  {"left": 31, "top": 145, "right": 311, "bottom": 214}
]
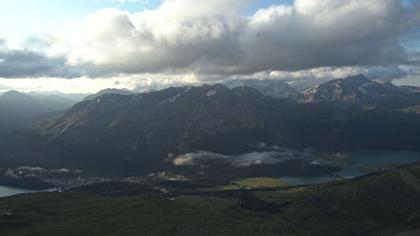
[{"left": 0, "top": 162, "right": 419, "bottom": 236}]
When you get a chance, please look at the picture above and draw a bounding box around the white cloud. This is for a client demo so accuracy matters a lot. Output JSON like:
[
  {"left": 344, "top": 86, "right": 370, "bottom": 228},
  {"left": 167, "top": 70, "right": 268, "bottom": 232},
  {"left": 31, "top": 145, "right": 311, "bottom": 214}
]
[
  {"left": 0, "top": 0, "right": 419, "bottom": 91},
  {"left": 0, "top": 72, "right": 199, "bottom": 94},
  {"left": 109, "top": 0, "right": 136, "bottom": 2},
  {"left": 101, "top": 0, "right": 145, "bottom": 3},
  {"left": 50, "top": 0, "right": 417, "bottom": 77}
]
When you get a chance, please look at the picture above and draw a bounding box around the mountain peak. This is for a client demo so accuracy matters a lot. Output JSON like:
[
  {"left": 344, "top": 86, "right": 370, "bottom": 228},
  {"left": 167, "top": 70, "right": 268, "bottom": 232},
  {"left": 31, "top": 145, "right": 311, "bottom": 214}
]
[
  {"left": 337, "top": 74, "right": 370, "bottom": 86},
  {"left": 201, "top": 83, "right": 230, "bottom": 91},
  {"left": 83, "top": 88, "right": 135, "bottom": 101},
  {"left": 343, "top": 74, "right": 368, "bottom": 81},
  {"left": 1, "top": 90, "right": 25, "bottom": 97},
  {"left": 1, "top": 90, "right": 39, "bottom": 104},
  {"left": 299, "top": 74, "right": 417, "bottom": 106},
  {"left": 224, "top": 79, "right": 298, "bottom": 99}
]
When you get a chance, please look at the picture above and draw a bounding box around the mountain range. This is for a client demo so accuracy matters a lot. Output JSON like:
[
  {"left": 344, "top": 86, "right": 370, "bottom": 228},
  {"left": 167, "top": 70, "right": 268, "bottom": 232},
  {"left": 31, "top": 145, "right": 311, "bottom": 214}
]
[
  {"left": 0, "top": 90, "right": 81, "bottom": 134},
  {"left": 83, "top": 88, "right": 135, "bottom": 101},
  {"left": 1, "top": 75, "right": 420, "bottom": 175},
  {"left": 300, "top": 75, "right": 420, "bottom": 109},
  {"left": 224, "top": 79, "right": 298, "bottom": 99}
]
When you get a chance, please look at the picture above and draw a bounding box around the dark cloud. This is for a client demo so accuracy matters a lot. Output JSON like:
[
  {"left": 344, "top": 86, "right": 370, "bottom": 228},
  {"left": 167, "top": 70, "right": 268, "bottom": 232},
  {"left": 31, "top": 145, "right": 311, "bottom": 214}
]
[
  {"left": 0, "top": 48, "right": 82, "bottom": 78},
  {"left": 364, "top": 66, "right": 407, "bottom": 82}
]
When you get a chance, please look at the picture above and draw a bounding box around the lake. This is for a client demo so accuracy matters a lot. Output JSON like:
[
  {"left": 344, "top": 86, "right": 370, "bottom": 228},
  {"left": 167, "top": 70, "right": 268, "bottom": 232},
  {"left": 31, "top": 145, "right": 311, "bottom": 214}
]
[
  {"left": 0, "top": 185, "right": 36, "bottom": 198},
  {"left": 278, "top": 150, "right": 420, "bottom": 186}
]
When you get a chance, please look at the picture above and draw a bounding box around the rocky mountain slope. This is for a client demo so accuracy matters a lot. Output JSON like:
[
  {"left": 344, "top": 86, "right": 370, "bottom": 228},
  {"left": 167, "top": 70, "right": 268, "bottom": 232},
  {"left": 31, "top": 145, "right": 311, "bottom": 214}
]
[
  {"left": 224, "top": 79, "right": 298, "bottom": 99},
  {"left": 0, "top": 90, "right": 80, "bottom": 134},
  {"left": 0, "top": 91, "right": 49, "bottom": 134},
  {"left": 1, "top": 82, "right": 420, "bottom": 174},
  {"left": 83, "top": 88, "right": 135, "bottom": 101},
  {"left": 300, "top": 75, "right": 420, "bottom": 109}
]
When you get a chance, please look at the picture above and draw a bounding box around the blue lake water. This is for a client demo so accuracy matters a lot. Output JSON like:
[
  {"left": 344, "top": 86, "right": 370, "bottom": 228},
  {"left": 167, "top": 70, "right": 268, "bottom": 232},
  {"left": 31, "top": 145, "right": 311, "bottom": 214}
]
[
  {"left": 1, "top": 150, "right": 419, "bottom": 195},
  {"left": 0, "top": 186, "right": 36, "bottom": 198},
  {"left": 278, "top": 150, "right": 420, "bottom": 186}
]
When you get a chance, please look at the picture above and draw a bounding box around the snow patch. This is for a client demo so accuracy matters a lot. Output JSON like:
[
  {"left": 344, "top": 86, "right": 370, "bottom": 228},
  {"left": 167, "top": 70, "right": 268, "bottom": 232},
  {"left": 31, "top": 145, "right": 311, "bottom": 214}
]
[
  {"left": 206, "top": 90, "right": 217, "bottom": 98},
  {"left": 158, "top": 93, "right": 183, "bottom": 105},
  {"left": 169, "top": 93, "right": 182, "bottom": 103},
  {"left": 358, "top": 83, "right": 371, "bottom": 95}
]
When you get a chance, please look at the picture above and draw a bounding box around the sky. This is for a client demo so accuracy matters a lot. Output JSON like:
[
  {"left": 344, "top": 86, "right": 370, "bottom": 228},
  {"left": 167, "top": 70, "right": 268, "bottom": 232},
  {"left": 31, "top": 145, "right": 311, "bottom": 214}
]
[{"left": 0, "top": 0, "right": 419, "bottom": 93}]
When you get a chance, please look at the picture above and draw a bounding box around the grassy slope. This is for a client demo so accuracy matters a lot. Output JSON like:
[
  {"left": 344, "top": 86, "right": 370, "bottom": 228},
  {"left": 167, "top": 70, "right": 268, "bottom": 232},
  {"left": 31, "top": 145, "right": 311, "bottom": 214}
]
[
  {"left": 0, "top": 192, "right": 299, "bottom": 236},
  {"left": 0, "top": 164, "right": 420, "bottom": 236},
  {"left": 235, "top": 178, "right": 284, "bottom": 188},
  {"left": 256, "top": 164, "right": 420, "bottom": 235}
]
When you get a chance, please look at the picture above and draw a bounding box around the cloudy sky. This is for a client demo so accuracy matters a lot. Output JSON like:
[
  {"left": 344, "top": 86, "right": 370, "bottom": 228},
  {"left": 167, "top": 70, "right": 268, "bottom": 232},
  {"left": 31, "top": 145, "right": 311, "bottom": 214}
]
[{"left": 0, "top": 0, "right": 419, "bottom": 93}]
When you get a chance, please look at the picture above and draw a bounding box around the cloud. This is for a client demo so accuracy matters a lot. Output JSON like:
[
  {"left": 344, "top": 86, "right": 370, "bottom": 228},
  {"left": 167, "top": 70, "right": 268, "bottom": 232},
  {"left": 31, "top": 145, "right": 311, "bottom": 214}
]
[
  {"left": 218, "top": 65, "right": 408, "bottom": 90},
  {"left": 231, "top": 152, "right": 284, "bottom": 167},
  {"left": 0, "top": 83, "right": 11, "bottom": 93},
  {"left": 0, "top": 0, "right": 419, "bottom": 84},
  {"left": 240, "top": 0, "right": 416, "bottom": 72},
  {"left": 172, "top": 151, "right": 230, "bottom": 166},
  {"left": 56, "top": 0, "right": 419, "bottom": 77},
  {"left": 0, "top": 47, "right": 82, "bottom": 78},
  {"left": 102, "top": 0, "right": 144, "bottom": 3},
  {"left": 60, "top": 1, "right": 248, "bottom": 76},
  {"left": 172, "top": 150, "right": 300, "bottom": 167},
  {"left": 0, "top": 72, "right": 199, "bottom": 94}
]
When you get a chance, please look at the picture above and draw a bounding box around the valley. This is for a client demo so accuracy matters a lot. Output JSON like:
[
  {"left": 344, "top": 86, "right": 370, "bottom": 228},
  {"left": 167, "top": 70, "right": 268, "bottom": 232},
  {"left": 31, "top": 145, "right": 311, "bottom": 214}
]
[
  {"left": 1, "top": 1, "right": 420, "bottom": 235},
  {"left": 0, "top": 161, "right": 420, "bottom": 236},
  {"left": 2, "top": 75, "right": 420, "bottom": 177},
  {"left": 1, "top": 75, "right": 420, "bottom": 191},
  {"left": 1, "top": 75, "right": 420, "bottom": 235}
]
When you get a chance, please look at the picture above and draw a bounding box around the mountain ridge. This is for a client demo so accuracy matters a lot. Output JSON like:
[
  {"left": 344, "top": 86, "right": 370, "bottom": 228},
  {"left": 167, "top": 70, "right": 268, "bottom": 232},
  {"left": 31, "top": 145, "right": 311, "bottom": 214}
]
[
  {"left": 299, "top": 74, "right": 420, "bottom": 108},
  {"left": 2, "top": 79, "right": 420, "bottom": 175}
]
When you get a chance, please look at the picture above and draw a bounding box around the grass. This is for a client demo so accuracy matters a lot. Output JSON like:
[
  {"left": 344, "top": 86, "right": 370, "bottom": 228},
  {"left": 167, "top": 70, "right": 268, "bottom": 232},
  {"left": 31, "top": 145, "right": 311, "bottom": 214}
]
[
  {"left": 357, "top": 164, "right": 379, "bottom": 174},
  {"left": 1, "top": 165, "right": 420, "bottom": 235},
  {"left": 210, "top": 177, "right": 286, "bottom": 190},
  {"left": 0, "top": 192, "right": 297, "bottom": 236},
  {"left": 234, "top": 177, "right": 285, "bottom": 189}
]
